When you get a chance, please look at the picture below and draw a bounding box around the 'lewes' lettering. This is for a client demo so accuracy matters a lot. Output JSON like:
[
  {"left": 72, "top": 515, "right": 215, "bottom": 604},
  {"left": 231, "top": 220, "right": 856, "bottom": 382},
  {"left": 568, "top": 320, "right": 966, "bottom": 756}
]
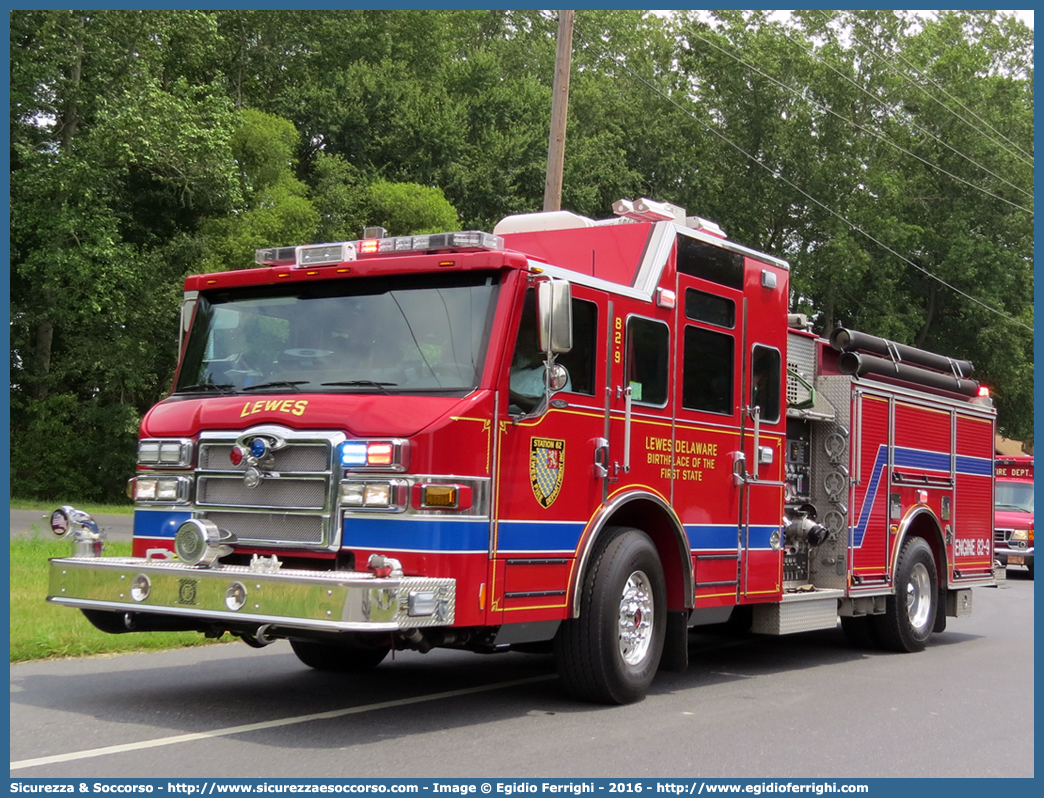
[{"left": 240, "top": 399, "right": 309, "bottom": 418}]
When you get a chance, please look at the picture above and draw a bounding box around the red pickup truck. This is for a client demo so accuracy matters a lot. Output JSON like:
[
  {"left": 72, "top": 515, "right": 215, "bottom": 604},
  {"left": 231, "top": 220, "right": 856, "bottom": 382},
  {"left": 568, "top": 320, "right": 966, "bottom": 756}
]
[{"left": 995, "top": 456, "right": 1034, "bottom": 578}]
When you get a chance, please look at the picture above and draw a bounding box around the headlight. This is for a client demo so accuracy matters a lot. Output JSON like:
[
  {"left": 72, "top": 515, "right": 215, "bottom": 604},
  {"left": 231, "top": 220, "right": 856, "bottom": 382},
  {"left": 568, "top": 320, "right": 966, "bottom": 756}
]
[
  {"left": 364, "top": 484, "right": 391, "bottom": 507},
  {"left": 1011, "top": 529, "right": 1028, "bottom": 542},
  {"left": 133, "top": 476, "right": 191, "bottom": 504},
  {"left": 138, "top": 439, "right": 193, "bottom": 468},
  {"left": 339, "top": 480, "right": 407, "bottom": 511},
  {"left": 340, "top": 483, "right": 366, "bottom": 506}
]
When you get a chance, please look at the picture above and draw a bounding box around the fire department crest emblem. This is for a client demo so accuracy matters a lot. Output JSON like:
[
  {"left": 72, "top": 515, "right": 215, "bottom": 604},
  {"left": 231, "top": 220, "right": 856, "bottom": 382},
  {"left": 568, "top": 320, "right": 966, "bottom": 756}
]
[{"left": 530, "top": 437, "right": 565, "bottom": 508}]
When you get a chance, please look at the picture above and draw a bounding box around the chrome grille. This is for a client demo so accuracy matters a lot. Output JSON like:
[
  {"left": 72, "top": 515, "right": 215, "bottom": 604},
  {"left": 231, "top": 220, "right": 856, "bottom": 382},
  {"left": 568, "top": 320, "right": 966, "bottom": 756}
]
[
  {"left": 199, "top": 443, "right": 328, "bottom": 472},
  {"left": 195, "top": 433, "right": 337, "bottom": 548},
  {"left": 197, "top": 476, "right": 327, "bottom": 509},
  {"left": 202, "top": 512, "right": 325, "bottom": 545}
]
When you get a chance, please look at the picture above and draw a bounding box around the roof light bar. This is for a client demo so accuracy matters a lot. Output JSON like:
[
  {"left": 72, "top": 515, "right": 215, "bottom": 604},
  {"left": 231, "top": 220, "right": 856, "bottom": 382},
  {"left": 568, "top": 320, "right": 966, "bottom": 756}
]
[
  {"left": 613, "top": 197, "right": 685, "bottom": 223},
  {"left": 300, "top": 242, "right": 357, "bottom": 266},
  {"left": 255, "top": 231, "right": 503, "bottom": 268},
  {"left": 686, "top": 215, "right": 727, "bottom": 238}
]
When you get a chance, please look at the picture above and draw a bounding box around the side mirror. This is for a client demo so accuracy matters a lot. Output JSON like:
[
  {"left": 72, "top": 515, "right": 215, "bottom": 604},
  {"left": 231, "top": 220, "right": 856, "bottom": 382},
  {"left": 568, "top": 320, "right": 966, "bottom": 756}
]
[
  {"left": 547, "top": 363, "right": 569, "bottom": 393},
  {"left": 537, "top": 280, "right": 572, "bottom": 354},
  {"left": 180, "top": 292, "right": 198, "bottom": 355}
]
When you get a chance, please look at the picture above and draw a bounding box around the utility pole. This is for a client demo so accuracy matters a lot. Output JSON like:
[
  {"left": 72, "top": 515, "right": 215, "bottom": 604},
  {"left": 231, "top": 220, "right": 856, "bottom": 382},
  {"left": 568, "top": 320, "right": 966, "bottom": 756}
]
[{"left": 543, "top": 10, "right": 574, "bottom": 212}]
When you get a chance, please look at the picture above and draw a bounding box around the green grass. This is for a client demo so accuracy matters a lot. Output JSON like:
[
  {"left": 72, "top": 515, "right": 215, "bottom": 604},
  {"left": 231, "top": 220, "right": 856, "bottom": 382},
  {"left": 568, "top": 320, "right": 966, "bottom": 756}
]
[
  {"left": 10, "top": 537, "right": 226, "bottom": 662},
  {"left": 11, "top": 497, "right": 134, "bottom": 515}
]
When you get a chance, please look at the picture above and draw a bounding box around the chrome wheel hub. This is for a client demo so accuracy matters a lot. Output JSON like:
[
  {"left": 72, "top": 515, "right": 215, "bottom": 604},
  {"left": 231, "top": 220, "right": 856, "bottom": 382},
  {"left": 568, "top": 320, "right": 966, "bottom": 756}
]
[
  {"left": 906, "top": 562, "right": 932, "bottom": 632},
  {"left": 618, "top": 570, "right": 654, "bottom": 666}
]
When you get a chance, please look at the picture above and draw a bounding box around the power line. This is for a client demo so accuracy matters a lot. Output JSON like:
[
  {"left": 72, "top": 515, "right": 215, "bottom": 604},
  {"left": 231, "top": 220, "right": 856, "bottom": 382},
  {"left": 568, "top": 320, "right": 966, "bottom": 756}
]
[
  {"left": 687, "top": 30, "right": 1033, "bottom": 215},
  {"left": 899, "top": 10, "right": 1034, "bottom": 164},
  {"left": 827, "top": 10, "right": 1035, "bottom": 169},
  {"left": 572, "top": 28, "right": 1033, "bottom": 334},
  {"left": 771, "top": 15, "right": 1033, "bottom": 201}
]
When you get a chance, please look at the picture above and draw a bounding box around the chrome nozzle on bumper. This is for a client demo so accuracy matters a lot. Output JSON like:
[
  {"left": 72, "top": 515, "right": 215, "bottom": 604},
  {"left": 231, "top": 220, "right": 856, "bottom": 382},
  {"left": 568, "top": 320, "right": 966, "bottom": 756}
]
[{"left": 48, "top": 557, "right": 455, "bottom": 632}]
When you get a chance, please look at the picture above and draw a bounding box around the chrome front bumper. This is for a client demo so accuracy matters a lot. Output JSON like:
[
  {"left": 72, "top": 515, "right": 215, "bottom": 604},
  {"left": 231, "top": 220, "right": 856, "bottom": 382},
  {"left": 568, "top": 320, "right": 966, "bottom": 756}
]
[
  {"left": 48, "top": 557, "right": 455, "bottom": 632},
  {"left": 995, "top": 545, "right": 1034, "bottom": 566}
]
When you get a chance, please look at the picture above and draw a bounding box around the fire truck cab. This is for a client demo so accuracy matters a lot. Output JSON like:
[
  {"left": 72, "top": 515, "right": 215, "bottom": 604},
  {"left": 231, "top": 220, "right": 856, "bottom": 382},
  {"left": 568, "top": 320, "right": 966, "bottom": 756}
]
[{"left": 47, "top": 199, "right": 997, "bottom": 704}]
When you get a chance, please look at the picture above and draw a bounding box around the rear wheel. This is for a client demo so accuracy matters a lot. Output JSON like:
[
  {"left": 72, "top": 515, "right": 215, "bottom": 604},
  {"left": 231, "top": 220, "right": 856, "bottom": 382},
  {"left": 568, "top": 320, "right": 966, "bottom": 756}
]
[
  {"left": 290, "top": 639, "right": 390, "bottom": 672},
  {"left": 554, "top": 527, "right": 666, "bottom": 704},
  {"left": 874, "top": 537, "right": 938, "bottom": 652}
]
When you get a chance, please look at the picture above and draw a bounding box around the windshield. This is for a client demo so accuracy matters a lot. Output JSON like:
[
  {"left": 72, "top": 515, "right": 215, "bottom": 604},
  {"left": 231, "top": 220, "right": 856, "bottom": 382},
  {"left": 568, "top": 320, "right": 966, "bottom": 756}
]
[
  {"left": 176, "top": 272, "right": 500, "bottom": 395},
  {"left": 996, "top": 481, "right": 1034, "bottom": 513}
]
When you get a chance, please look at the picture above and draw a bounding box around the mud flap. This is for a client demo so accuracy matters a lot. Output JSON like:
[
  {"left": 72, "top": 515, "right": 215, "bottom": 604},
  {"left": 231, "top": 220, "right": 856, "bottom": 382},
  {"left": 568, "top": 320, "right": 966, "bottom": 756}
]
[
  {"left": 933, "top": 588, "right": 947, "bottom": 633},
  {"left": 658, "top": 610, "right": 689, "bottom": 672}
]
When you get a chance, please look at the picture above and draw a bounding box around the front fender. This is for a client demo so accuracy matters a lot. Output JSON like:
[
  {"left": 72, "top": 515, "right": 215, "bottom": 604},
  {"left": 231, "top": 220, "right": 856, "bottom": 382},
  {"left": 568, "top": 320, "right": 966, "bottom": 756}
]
[{"left": 570, "top": 490, "right": 694, "bottom": 617}]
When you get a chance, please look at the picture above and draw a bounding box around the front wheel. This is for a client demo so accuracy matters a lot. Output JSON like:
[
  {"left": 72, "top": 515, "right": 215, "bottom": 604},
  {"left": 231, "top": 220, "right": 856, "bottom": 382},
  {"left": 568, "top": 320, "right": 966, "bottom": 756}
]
[
  {"left": 874, "top": 537, "right": 938, "bottom": 652},
  {"left": 554, "top": 528, "right": 666, "bottom": 704},
  {"left": 290, "top": 639, "right": 390, "bottom": 672}
]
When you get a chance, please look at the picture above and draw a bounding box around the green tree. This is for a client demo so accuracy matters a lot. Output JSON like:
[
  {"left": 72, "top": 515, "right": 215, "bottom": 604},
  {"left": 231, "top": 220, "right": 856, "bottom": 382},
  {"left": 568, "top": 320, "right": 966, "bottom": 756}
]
[
  {"left": 311, "top": 151, "right": 371, "bottom": 242},
  {"left": 364, "top": 181, "right": 459, "bottom": 235},
  {"left": 199, "top": 109, "right": 319, "bottom": 269},
  {"left": 9, "top": 9, "right": 1034, "bottom": 503},
  {"left": 10, "top": 10, "right": 239, "bottom": 499},
  {"left": 670, "top": 9, "right": 1033, "bottom": 443}
]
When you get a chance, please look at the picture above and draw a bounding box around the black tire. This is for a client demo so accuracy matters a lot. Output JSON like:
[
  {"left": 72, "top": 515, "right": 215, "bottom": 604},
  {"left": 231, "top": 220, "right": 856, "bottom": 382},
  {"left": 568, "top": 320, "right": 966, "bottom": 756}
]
[
  {"left": 873, "top": 537, "right": 938, "bottom": 652},
  {"left": 1027, "top": 563, "right": 1034, "bottom": 580},
  {"left": 290, "top": 639, "right": 390, "bottom": 672},
  {"left": 840, "top": 615, "right": 880, "bottom": 649},
  {"left": 554, "top": 527, "right": 666, "bottom": 704}
]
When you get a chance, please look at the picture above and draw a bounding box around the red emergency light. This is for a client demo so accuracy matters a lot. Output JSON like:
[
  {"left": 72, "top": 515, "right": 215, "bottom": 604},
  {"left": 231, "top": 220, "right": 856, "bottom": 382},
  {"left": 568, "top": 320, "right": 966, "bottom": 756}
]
[{"left": 255, "top": 231, "right": 504, "bottom": 268}]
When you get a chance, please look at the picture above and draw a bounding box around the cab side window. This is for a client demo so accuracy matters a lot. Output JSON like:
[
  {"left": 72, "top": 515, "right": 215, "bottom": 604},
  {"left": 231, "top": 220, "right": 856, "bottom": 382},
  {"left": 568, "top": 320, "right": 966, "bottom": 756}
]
[
  {"left": 681, "top": 286, "right": 736, "bottom": 416},
  {"left": 556, "top": 298, "right": 597, "bottom": 396},
  {"left": 626, "top": 317, "right": 669, "bottom": 406},
  {"left": 750, "top": 344, "right": 781, "bottom": 423},
  {"left": 682, "top": 326, "right": 734, "bottom": 415},
  {"left": 509, "top": 291, "right": 597, "bottom": 413}
]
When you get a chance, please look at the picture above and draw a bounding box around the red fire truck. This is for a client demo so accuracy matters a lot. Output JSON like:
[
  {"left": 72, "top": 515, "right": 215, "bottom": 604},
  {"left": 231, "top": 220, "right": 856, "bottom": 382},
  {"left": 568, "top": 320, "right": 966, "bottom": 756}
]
[
  {"left": 994, "top": 456, "right": 1033, "bottom": 577},
  {"left": 47, "top": 198, "right": 997, "bottom": 704}
]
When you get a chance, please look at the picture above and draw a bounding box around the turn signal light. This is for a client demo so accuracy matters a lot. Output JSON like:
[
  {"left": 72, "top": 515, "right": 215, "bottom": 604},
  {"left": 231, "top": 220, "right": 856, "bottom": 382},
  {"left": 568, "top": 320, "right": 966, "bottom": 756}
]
[
  {"left": 412, "top": 483, "right": 473, "bottom": 511},
  {"left": 421, "top": 485, "right": 458, "bottom": 508}
]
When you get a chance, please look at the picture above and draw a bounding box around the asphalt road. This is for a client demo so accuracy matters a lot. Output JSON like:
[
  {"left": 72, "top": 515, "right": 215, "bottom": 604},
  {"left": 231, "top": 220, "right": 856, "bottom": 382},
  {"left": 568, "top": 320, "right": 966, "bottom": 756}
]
[
  {"left": 11, "top": 509, "right": 133, "bottom": 542},
  {"left": 10, "top": 572, "right": 1033, "bottom": 779}
]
